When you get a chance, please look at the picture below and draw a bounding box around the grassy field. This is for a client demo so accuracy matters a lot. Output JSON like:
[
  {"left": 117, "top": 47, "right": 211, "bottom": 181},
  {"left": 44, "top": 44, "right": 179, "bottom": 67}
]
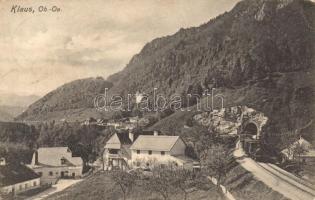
[{"left": 45, "top": 171, "right": 224, "bottom": 200}]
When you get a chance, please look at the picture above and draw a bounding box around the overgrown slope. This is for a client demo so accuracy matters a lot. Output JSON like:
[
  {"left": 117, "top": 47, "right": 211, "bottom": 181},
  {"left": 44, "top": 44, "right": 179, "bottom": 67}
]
[
  {"left": 16, "top": 77, "right": 113, "bottom": 122},
  {"left": 18, "top": 0, "right": 315, "bottom": 139},
  {"left": 109, "top": 0, "right": 315, "bottom": 139}
]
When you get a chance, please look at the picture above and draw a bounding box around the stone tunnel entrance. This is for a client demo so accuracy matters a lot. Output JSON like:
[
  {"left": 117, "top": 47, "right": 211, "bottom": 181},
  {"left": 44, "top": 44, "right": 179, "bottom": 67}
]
[
  {"left": 243, "top": 123, "right": 258, "bottom": 137},
  {"left": 241, "top": 122, "right": 260, "bottom": 155}
]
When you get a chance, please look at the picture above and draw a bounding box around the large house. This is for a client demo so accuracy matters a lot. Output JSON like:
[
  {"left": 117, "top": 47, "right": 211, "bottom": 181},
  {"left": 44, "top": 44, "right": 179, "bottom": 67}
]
[
  {"left": 103, "top": 131, "right": 194, "bottom": 170},
  {"left": 29, "top": 147, "right": 83, "bottom": 185},
  {"left": 0, "top": 158, "right": 40, "bottom": 195},
  {"left": 130, "top": 135, "right": 194, "bottom": 169}
]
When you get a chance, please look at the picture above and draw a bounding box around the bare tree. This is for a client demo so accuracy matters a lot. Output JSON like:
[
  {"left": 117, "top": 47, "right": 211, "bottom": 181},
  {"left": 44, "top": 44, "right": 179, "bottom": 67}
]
[
  {"left": 172, "top": 169, "right": 212, "bottom": 200},
  {"left": 200, "top": 144, "right": 230, "bottom": 190},
  {"left": 110, "top": 170, "right": 137, "bottom": 200},
  {"left": 145, "top": 168, "right": 174, "bottom": 200}
]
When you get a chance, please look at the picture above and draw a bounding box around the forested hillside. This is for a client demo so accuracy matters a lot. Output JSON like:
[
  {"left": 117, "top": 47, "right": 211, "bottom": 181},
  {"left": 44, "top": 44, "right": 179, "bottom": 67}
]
[
  {"left": 17, "top": 0, "right": 315, "bottom": 141},
  {"left": 16, "top": 77, "right": 113, "bottom": 122},
  {"left": 107, "top": 0, "right": 315, "bottom": 139}
]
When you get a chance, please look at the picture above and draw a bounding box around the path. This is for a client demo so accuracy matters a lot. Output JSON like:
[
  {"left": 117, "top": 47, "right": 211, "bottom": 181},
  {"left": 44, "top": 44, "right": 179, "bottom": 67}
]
[
  {"left": 25, "top": 179, "right": 82, "bottom": 200},
  {"left": 234, "top": 141, "right": 315, "bottom": 200}
]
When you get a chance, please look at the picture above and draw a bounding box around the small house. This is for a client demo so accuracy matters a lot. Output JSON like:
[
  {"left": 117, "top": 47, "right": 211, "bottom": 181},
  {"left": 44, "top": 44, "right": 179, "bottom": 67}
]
[
  {"left": 0, "top": 158, "right": 40, "bottom": 195},
  {"left": 29, "top": 147, "right": 83, "bottom": 185}
]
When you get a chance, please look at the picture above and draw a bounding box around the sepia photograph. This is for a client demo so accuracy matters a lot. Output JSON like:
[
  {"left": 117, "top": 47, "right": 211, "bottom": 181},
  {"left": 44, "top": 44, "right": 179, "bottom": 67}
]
[{"left": 0, "top": 0, "right": 315, "bottom": 199}]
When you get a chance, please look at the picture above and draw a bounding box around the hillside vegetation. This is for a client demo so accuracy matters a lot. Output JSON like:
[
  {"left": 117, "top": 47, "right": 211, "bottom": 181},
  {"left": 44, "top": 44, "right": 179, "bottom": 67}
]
[
  {"left": 16, "top": 77, "right": 113, "bottom": 122},
  {"left": 17, "top": 0, "right": 315, "bottom": 142}
]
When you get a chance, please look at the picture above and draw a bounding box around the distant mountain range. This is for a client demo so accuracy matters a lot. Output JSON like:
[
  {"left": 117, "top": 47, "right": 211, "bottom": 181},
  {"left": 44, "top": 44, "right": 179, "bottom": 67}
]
[
  {"left": 0, "top": 106, "right": 25, "bottom": 121},
  {"left": 0, "top": 92, "right": 39, "bottom": 121},
  {"left": 0, "top": 91, "right": 39, "bottom": 107},
  {"left": 16, "top": 77, "right": 113, "bottom": 122},
  {"left": 17, "top": 0, "right": 315, "bottom": 140}
]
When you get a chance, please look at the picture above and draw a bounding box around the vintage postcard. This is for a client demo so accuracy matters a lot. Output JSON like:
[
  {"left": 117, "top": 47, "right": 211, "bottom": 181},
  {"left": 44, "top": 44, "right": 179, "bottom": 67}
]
[{"left": 0, "top": 0, "right": 314, "bottom": 200}]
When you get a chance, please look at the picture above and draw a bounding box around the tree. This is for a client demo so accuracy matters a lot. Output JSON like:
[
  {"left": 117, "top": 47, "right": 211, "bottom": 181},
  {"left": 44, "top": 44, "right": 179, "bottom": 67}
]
[
  {"left": 194, "top": 126, "right": 219, "bottom": 159},
  {"left": 172, "top": 169, "right": 212, "bottom": 200},
  {"left": 293, "top": 143, "right": 308, "bottom": 169},
  {"left": 200, "top": 144, "right": 230, "bottom": 190},
  {"left": 110, "top": 170, "right": 137, "bottom": 200},
  {"left": 145, "top": 168, "right": 174, "bottom": 200}
]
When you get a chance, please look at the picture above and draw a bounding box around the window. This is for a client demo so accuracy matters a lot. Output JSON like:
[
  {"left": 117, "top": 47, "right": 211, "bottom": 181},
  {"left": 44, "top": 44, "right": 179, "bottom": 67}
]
[
  {"left": 56, "top": 172, "right": 59, "bottom": 175},
  {"left": 33, "top": 181, "right": 37, "bottom": 187},
  {"left": 61, "top": 158, "right": 66, "bottom": 165},
  {"left": 72, "top": 173, "right": 75, "bottom": 177},
  {"left": 38, "top": 172, "right": 42, "bottom": 176},
  {"left": 148, "top": 150, "right": 152, "bottom": 155},
  {"left": 19, "top": 185, "right": 22, "bottom": 191},
  {"left": 25, "top": 183, "right": 28, "bottom": 189},
  {"left": 49, "top": 171, "right": 53, "bottom": 176},
  {"left": 109, "top": 149, "right": 119, "bottom": 154},
  {"left": 136, "top": 150, "right": 140, "bottom": 154},
  {"left": 161, "top": 151, "right": 165, "bottom": 156},
  {"left": 136, "top": 162, "right": 140, "bottom": 167}
]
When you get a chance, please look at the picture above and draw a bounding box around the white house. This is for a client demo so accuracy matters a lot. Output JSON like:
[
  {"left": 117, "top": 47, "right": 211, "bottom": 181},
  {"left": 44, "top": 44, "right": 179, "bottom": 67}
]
[
  {"left": 29, "top": 147, "right": 83, "bottom": 185},
  {"left": 0, "top": 158, "right": 40, "bottom": 195},
  {"left": 130, "top": 135, "right": 194, "bottom": 169},
  {"left": 103, "top": 132, "right": 133, "bottom": 170},
  {"left": 281, "top": 137, "right": 315, "bottom": 163}
]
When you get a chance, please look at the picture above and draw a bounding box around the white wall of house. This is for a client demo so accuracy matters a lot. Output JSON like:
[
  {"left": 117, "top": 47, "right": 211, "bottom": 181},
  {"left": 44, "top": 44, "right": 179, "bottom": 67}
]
[
  {"left": 131, "top": 150, "right": 185, "bottom": 168},
  {"left": 1, "top": 178, "right": 40, "bottom": 194},
  {"left": 170, "top": 139, "right": 186, "bottom": 156},
  {"left": 32, "top": 166, "right": 83, "bottom": 185},
  {"left": 130, "top": 139, "right": 187, "bottom": 168}
]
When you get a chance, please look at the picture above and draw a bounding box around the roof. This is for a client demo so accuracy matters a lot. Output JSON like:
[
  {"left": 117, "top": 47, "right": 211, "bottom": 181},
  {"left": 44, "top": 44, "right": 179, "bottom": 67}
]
[
  {"left": 35, "top": 147, "right": 83, "bottom": 167},
  {"left": 105, "top": 133, "right": 132, "bottom": 149},
  {"left": 0, "top": 164, "right": 40, "bottom": 187},
  {"left": 130, "top": 135, "right": 181, "bottom": 151}
]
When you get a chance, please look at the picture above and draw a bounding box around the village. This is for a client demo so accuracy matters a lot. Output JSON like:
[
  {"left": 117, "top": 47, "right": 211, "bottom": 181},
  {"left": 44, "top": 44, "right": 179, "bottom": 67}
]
[{"left": 1, "top": 106, "right": 315, "bottom": 200}]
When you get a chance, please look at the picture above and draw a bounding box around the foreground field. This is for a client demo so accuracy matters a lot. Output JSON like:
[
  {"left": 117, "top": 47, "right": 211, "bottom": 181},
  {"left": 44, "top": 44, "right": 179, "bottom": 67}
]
[{"left": 45, "top": 171, "right": 224, "bottom": 200}]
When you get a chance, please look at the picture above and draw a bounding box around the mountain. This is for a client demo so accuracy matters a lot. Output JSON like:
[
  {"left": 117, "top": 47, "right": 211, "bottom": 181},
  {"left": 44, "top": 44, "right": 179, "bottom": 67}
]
[
  {"left": 16, "top": 77, "right": 113, "bottom": 122},
  {"left": 0, "top": 106, "right": 25, "bottom": 121},
  {"left": 18, "top": 0, "right": 315, "bottom": 139},
  {"left": 107, "top": 0, "right": 315, "bottom": 137}
]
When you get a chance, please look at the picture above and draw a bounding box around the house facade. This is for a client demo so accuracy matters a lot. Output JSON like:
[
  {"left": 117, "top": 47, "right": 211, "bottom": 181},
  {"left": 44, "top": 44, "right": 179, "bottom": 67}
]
[
  {"left": 0, "top": 158, "right": 40, "bottom": 195},
  {"left": 281, "top": 137, "right": 315, "bottom": 163},
  {"left": 29, "top": 147, "right": 83, "bottom": 185},
  {"left": 103, "top": 131, "right": 195, "bottom": 170},
  {"left": 130, "top": 135, "right": 194, "bottom": 169},
  {"left": 103, "top": 132, "right": 132, "bottom": 170}
]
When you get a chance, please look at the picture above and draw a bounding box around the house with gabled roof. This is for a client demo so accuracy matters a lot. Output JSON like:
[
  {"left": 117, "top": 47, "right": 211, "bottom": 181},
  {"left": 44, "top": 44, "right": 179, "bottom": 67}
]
[
  {"left": 28, "top": 147, "right": 83, "bottom": 185},
  {"left": 130, "top": 135, "right": 194, "bottom": 169},
  {"left": 103, "top": 132, "right": 133, "bottom": 170},
  {"left": 0, "top": 158, "right": 40, "bottom": 195},
  {"left": 103, "top": 130, "right": 195, "bottom": 170},
  {"left": 281, "top": 136, "right": 315, "bottom": 163}
]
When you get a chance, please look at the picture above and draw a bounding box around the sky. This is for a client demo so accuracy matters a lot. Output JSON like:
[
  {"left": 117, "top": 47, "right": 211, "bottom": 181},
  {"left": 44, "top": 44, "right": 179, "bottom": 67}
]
[{"left": 0, "top": 0, "right": 239, "bottom": 96}]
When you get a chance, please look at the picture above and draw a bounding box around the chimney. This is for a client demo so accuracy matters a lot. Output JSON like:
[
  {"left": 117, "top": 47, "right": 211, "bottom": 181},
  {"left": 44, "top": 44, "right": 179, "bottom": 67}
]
[
  {"left": 154, "top": 131, "right": 159, "bottom": 136},
  {"left": 129, "top": 130, "right": 134, "bottom": 142},
  {"left": 35, "top": 151, "right": 39, "bottom": 165},
  {"left": 0, "top": 157, "right": 6, "bottom": 166}
]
